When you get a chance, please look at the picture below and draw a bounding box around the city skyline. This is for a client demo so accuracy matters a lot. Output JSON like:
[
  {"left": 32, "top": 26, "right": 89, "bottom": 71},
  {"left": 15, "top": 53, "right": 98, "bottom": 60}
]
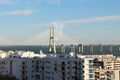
[{"left": 0, "top": 0, "right": 120, "bottom": 45}]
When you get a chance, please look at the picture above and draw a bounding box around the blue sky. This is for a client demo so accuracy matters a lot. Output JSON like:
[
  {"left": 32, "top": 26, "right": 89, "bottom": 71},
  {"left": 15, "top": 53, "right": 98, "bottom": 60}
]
[{"left": 0, "top": 0, "right": 120, "bottom": 45}]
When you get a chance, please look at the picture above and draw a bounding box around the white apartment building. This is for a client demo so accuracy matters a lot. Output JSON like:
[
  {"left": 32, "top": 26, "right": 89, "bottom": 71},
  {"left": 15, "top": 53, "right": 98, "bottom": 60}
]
[
  {"left": 81, "top": 57, "right": 95, "bottom": 80},
  {"left": 43, "top": 53, "right": 82, "bottom": 80},
  {"left": 0, "top": 50, "right": 95, "bottom": 80},
  {"left": 0, "top": 57, "right": 44, "bottom": 80}
]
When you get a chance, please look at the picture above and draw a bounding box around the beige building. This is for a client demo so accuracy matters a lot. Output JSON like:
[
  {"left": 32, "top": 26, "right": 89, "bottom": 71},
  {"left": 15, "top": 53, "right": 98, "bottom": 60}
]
[
  {"left": 114, "top": 70, "right": 120, "bottom": 80},
  {"left": 94, "top": 55, "right": 120, "bottom": 80}
]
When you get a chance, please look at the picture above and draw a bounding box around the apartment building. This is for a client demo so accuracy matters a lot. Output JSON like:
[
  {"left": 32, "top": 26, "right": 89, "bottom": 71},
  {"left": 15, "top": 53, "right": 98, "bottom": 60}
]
[
  {"left": 94, "top": 55, "right": 120, "bottom": 80},
  {"left": 82, "top": 57, "right": 95, "bottom": 80}
]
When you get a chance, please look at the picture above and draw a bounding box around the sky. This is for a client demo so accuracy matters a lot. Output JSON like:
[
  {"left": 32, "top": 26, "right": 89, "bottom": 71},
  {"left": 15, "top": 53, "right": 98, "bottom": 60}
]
[{"left": 0, "top": 0, "right": 120, "bottom": 45}]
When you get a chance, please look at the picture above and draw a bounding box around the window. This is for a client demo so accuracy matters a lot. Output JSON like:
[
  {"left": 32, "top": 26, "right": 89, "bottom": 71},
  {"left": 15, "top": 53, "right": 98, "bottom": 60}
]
[
  {"left": 36, "top": 61, "right": 39, "bottom": 64},
  {"left": 75, "top": 61, "right": 77, "bottom": 64},
  {"left": 52, "top": 72, "right": 54, "bottom": 74},
  {"left": 32, "top": 61, "right": 34, "bottom": 63},
  {"left": 73, "top": 66, "right": 75, "bottom": 69},
  {"left": 32, "top": 75, "right": 34, "bottom": 78},
  {"left": 83, "top": 71, "right": 84, "bottom": 73},
  {"left": 62, "top": 77, "right": 65, "bottom": 80},
  {"left": 89, "top": 65, "right": 93, "bottom": 68},
  {"left": 26, "top": 76, "right": 27, "bottom": 79},
  {"left": 32, "top": 65, "right": 34, "bottom": 68},
  {"left": 67, "top": 67, "right": 70, "bottom": 69},
  {"left": 83, "top": 61, "right": 84, "bottom": 63},
  {"left": 62, "top": 62, "right": 65, "bottom": 65},
  {"left": 89, "top": 74, "right": 93, "bottom": 78},
  {"left": 68, "top": 61, "right": 70, "bottom": 64},
  {"left": 52, "top": 77, "right": 54, "bottom": 80},
  {"left": 62, "top": 72, "right": 65, "bottom": 75},
  {"left": 68, "top": 72, "right": 70, "bottom": 74},
  {"left": 68, "top": 77, "right": 70, "bottom": 79},
  {"left": 54, "top": 67, "right": 57, "bottom": 71},
  {"left": 89, "top": 69, "right": 93, "bottom": 73},
  {"left": 89, "top": 60, "right": 93, "bottom": 63},
  {"left": 35, "top": 75, "right": 40, "bottom": 79},
  {"left": 22, "top": 61, "right": 25, "bottom": 64},
  {"left": 62, "top": 67, "right": 65, "bottom": 70}
]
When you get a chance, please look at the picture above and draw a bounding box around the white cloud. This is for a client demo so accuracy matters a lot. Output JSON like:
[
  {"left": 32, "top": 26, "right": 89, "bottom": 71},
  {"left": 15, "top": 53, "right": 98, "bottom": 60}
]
[
  {"left": 0, "top": 0, "right": 78, "bottom": 5},
  {"left": 37, "top": 0, "right": 62, "bottom": 4},
  {"left": 0, "top": 0, "right": 17, "bottom": 4},
  {"left": 0, "top": 0, "right": 10, "bottom": 4},
  {"left": 28, "top": 15, "right": 120, "bottom": 27},
  {"left": 0, "top": 9, "right": 37, "bottom": 16},
  {"left": 61, "top": 15, "right": 120, "bottom": 24},
  {"left": 49, "top": 0, "right": 62, "bottom": 4},
  {"left": 40, "top": 0, "right": 88, "bottom": 4},
  {"left": 0, "top": 0, "right": 62, "bottom": 5}
]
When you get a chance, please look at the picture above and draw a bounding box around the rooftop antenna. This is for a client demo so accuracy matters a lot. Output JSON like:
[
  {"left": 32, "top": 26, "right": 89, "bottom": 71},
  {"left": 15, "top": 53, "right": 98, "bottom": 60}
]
[{"left": 49, "top": 26, "right": 56, "bottom": 53}]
